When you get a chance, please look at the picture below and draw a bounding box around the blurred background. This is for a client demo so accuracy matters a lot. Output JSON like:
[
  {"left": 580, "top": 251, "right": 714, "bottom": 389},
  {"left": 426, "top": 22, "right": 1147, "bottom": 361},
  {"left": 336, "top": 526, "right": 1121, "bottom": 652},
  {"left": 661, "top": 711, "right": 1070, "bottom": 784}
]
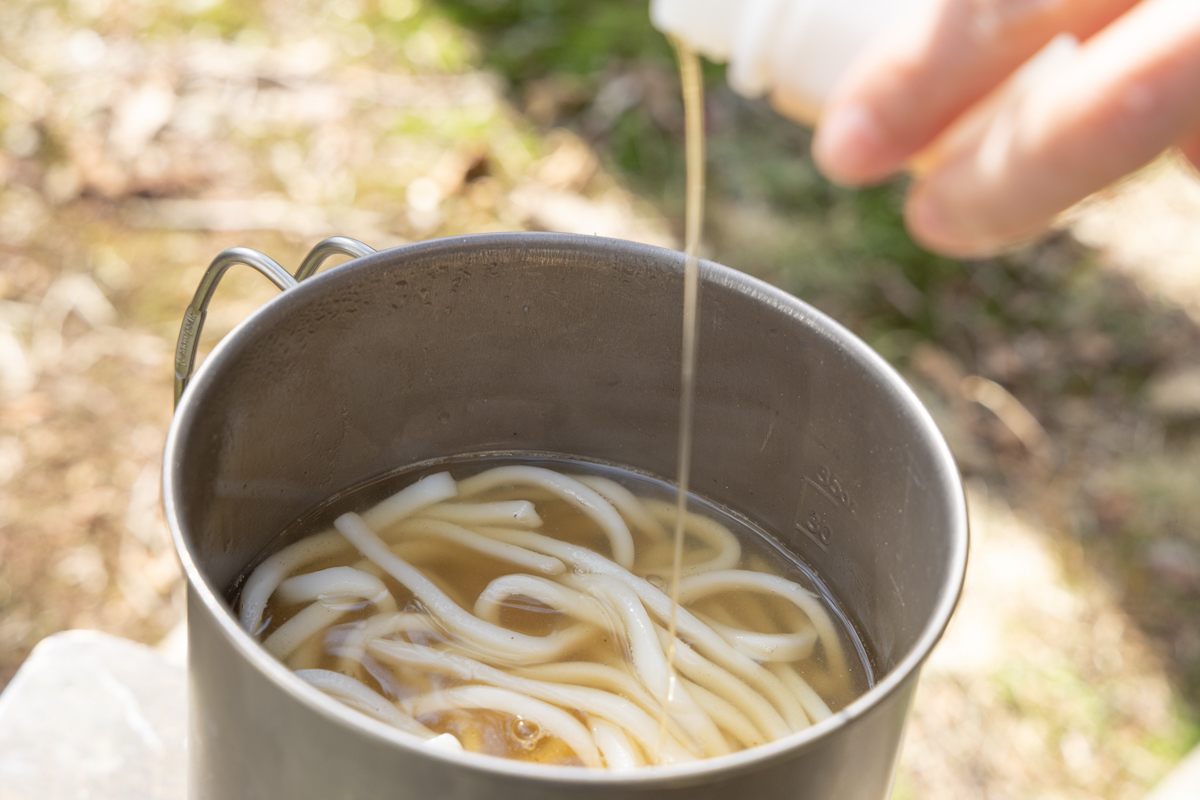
[{"left": 1, "top": 0, "right": 1199, "bottom": 796}]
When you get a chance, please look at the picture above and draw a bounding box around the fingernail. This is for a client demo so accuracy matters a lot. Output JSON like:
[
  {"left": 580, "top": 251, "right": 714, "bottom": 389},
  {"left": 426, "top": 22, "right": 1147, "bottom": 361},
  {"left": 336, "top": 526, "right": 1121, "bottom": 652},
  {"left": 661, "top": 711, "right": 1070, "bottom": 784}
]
[{"left": 814, "top": 103, "right": 893, "bottom": 184}]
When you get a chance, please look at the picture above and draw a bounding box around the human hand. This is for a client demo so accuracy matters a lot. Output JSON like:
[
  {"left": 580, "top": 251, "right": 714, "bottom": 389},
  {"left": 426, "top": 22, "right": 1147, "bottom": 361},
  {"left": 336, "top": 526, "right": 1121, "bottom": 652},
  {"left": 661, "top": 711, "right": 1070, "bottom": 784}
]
[{"left": 810, "top": 0, "right": 1200, "bottom": 258}]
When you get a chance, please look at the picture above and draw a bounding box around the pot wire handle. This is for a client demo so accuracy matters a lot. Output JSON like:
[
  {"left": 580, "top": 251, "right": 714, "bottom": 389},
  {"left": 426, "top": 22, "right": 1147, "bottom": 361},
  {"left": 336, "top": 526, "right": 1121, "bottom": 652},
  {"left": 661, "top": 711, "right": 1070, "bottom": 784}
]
[
  {"left": 295, "top": 236, "right": 376, "bottom": 280},
  {"left": 173, "top": 237, "right": 377, "bottom": 407}
]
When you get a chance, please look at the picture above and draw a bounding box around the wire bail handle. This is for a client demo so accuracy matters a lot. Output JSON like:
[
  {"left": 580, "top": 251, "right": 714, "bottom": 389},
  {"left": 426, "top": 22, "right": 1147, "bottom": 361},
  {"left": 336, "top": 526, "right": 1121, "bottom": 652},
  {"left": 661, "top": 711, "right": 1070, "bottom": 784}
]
[{"left": 173, "top": 236, "right": 376, "bottom": 407}]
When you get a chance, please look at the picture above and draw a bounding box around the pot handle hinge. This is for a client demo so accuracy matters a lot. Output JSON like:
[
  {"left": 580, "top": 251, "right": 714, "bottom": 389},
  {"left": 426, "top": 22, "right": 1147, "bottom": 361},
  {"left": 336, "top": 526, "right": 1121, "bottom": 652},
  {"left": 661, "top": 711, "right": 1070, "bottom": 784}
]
[{"left": 173, "top": 236, "right": 376, "bottom": 407}]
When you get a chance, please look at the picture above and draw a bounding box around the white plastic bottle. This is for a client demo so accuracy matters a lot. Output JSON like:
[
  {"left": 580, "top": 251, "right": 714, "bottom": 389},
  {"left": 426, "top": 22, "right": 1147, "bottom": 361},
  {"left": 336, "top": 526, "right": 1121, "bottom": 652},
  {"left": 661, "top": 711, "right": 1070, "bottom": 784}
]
[{"left": 651, "top": 0, "right": 925, "bottom": 124}]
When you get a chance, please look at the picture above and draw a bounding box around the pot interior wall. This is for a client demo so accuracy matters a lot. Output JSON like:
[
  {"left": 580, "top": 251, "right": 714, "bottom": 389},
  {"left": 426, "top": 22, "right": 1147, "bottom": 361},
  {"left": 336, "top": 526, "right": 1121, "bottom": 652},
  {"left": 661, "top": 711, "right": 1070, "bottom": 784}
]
[{"left": 170, "top": 234, "right": 961, "bottom": 677}]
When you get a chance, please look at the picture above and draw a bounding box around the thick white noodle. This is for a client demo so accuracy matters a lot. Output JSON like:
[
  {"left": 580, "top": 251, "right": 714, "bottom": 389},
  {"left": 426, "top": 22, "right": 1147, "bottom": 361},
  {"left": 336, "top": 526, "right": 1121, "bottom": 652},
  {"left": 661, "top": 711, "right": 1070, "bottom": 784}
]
[
  {"left": 370, "top": 640, "right": 697, "bottom": 763},
  {"left": 296, "top": 668, "right": 437, "bottom": 738},
  {"left": 239, "top": 531, "right": 349, "bottom": 636},
  {"left": 239, "top": 472, "right": 456, "bottom": 634},
  {"left": 404, "top": 685, "right": 603, "bottom": 768},
  {"left": 515, "top": 662, "right": 649, "bottom": 694},
  {"left": 654, "top": 625, "right": 797, "bottom": 739},
  {"left": 426, "top": 732, "right": 466, "bottom": 752},
  {"left": 276, "top": 566, "right": 397, "bottom": 610},
  {"left": 472, "top": 526, "right": 809, "bottom": 730},
  {"left": 331, "top": 611, "right": 441, "bottom": 664},
  {"left": 419, "top": 500, "right": 543, "bottom": 529},
  {"left": 361, "top": 471, "right": 459, "bottom": 531},
  {"left": 676, "top": 570, "right": 847, "bottom": 677},
  {"left": 325, "top": 614, "right": 440, "bottom": 699},
  {"left": 574, "top": 475, "right": 669, "bottom": 541},
  {"left": 768, "top": 662, "right": 832, "bottom": 723},
  {"left": 568, "top": 574, "right": 728, "bottom": 758},
  {"left": 265, "top": 567, "right": 400, "bottom": 660},
  {"left": 644, "top": 499, "right": 741, "bottom": 576},
  {"left": 456, "top": 466, "right": 636, "bottom": 569},
  {"left": 693, "top": 610, "right": 817, "bottom": 663},
  {"left": 474, "top": 574, "right": 612, "bottom": 629},
  {"left": 392, "top": 518, "right": 564, "bottom": 575},
  {"left": 591, "top": 719, "right": 644, "bottom": 770},
  {"left": 335, "top": 512, "right": 592, "bottom": 663},
  {"left": 512, "top": 662, "right": 694, "bottom": 746},
  {"left": 680, "top": 677, "right": 766, "bottom": 749},
  {"left": 265, "top": 602, "right": 350, "bottom": 660}
]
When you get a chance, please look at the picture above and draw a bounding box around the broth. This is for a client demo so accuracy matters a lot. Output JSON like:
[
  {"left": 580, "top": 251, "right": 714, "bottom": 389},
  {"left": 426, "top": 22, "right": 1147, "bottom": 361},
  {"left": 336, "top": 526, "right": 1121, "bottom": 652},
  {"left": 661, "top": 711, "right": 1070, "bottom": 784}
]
[{"left": 234, "top": 456, "right": 872, "bottom": 769}]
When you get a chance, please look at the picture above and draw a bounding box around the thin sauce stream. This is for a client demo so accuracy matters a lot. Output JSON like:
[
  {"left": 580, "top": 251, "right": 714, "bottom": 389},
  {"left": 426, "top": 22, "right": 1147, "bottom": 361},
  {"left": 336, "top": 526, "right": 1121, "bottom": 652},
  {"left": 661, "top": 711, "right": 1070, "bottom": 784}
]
[{"left": 659, "top": 37, "right": 705, "bottom": 755}]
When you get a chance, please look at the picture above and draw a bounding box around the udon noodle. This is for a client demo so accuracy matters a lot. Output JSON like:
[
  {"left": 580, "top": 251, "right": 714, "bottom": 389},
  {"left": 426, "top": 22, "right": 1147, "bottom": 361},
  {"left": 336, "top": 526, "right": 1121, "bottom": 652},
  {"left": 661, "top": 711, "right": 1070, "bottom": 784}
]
[{"left": 238, "top": 463, "right": 866, "bottom": 769}]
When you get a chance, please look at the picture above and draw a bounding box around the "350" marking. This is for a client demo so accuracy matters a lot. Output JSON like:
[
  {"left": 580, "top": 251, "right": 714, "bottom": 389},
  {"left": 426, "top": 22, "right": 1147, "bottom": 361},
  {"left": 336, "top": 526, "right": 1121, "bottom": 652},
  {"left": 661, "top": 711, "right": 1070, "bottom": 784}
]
[
  {"left": 795, "top": 465, "right": 856, "bottom": 550},
  {"left": 811, "top": 466, "right": 856, "bottom": 514}
]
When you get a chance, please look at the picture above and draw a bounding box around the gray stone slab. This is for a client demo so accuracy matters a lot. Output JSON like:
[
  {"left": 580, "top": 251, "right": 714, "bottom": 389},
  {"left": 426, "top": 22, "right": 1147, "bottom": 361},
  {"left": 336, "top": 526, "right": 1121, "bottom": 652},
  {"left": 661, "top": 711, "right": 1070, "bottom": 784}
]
[{"left": 0, "top": 630, "right": 186, "bottom": 800}]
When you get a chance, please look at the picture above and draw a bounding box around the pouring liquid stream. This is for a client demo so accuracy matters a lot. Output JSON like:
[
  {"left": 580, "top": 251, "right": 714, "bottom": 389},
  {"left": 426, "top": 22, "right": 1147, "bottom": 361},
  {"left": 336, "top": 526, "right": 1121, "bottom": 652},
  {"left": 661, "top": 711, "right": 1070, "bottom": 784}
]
[{"left": 657, "top": 37, "right": 705, "bottom": 755}]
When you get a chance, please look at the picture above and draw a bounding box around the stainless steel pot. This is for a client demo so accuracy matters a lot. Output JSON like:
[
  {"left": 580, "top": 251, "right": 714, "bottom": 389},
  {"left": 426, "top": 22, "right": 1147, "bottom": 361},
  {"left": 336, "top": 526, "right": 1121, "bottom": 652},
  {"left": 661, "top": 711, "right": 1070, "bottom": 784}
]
[{"left": 163, "top": 232, "right": 967, "bottom": 800}]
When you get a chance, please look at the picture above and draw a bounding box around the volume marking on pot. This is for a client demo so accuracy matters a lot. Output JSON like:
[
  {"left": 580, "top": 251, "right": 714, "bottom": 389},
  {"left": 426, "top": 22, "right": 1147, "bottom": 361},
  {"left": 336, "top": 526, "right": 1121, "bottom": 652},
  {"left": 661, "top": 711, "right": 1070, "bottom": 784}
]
[
  {"left": 811, "top": 466, "right": 856, "bottom": 515},
  {"left": 794, "top": 466, "right": 857, "bottom": 551}
]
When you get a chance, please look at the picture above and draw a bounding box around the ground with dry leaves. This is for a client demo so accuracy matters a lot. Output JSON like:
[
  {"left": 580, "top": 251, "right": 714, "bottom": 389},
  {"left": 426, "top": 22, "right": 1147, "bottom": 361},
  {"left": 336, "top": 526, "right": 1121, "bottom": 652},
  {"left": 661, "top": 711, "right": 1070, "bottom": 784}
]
[{"left": 1, "top": 1, "right": 1199, "bottom": 798}]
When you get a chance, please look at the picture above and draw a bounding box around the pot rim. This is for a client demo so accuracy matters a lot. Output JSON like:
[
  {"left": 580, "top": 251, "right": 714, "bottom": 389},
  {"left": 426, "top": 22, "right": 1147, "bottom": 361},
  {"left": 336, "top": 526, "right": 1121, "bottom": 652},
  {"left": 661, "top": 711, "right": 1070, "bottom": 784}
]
[{"left": 163, "top": 231, "right": 968, "bottom": 785}]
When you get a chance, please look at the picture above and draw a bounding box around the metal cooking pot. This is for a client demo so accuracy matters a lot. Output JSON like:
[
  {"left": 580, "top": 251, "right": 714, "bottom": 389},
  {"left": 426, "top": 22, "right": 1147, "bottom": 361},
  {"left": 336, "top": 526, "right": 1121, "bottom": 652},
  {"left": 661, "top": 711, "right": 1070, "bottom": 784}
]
[{"left": 163, "top": 232, "right": 967, "bottom": 800}]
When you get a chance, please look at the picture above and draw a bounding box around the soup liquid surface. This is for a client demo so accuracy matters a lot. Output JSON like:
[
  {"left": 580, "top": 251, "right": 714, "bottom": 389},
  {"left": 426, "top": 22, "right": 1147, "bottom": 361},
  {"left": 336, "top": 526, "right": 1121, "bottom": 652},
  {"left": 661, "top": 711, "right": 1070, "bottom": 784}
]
[{"left": 239, "top": 456, "right": 873, "bottom": 767}]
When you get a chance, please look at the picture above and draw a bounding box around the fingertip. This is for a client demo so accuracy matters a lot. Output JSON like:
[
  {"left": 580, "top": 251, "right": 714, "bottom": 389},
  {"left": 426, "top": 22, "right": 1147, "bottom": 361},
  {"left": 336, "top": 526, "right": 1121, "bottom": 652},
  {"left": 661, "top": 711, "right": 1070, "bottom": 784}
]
[
  {"left": 903, "top": 185, "right": 958, "bottom": 254},
  {"left": 1180, "top": 128, "right": 1200, "bottom": 174},
  {"left": 905, "top": 182, "right": 1004, "bottom": 259},
  {"left": 812, "top": 103, "right": 904, "bottom": 186}
]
